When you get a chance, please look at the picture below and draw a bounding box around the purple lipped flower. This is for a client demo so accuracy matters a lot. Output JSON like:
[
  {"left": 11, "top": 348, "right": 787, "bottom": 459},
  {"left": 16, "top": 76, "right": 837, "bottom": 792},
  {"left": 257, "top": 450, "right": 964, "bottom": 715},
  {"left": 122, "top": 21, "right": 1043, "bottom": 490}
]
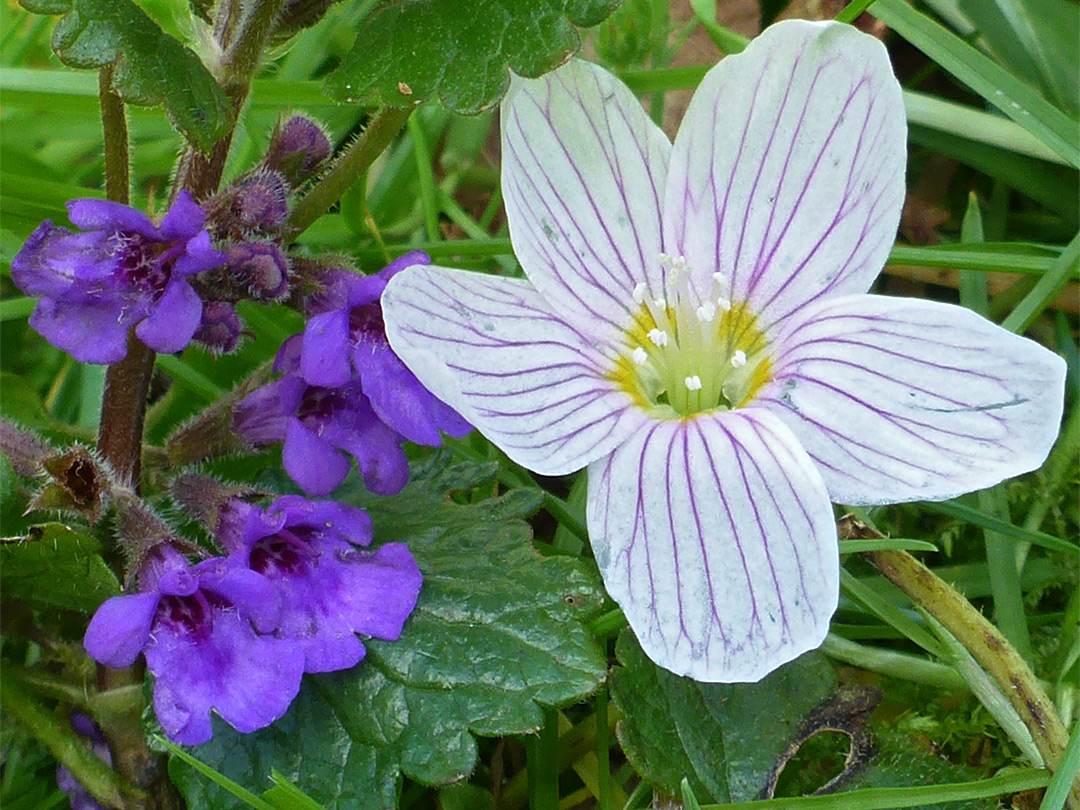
[
  {"left": 299, "top": 251, "right": 472, "bottom": 446},
  {"left": 11, "top": 192, "right": 225, "bottom": 364},
  {"left": 233, "top": 338, "right": 411, "bottom": 496},
  {"left": 217, "top": 495, "right": 422, "bottom": 673},
  {"left": 56, "top": 714, "right": 111, "bottom": 810},
  {"left": 83, "top": 544, "right": 303, "bottom": 745}
]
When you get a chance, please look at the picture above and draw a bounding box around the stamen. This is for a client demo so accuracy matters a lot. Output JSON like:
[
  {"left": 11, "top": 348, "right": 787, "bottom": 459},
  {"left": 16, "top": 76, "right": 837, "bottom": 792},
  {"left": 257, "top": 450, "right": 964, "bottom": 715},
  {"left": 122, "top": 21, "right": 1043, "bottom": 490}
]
[
  {"left": 684, "top": 375, "right": 702, "bottom": 391},
  {"left": 632, "top": 347, "right": 648, "bottom": 366},
  {"left": 647, "top": 329, "right": 669, "bottom": 347},
  {"left": 717, "top": 297, "right": 733, "bottom": 312},
  {"left": 712, "top": 272, "right": 729, "bottom": 291},
  {"left": 632, "top": 282, "right": 647, "bottom": 304},
  {"left": 731, "top": 350, "right": 747, "bottom": 368},
  {"left": 653, "top": 297, "right": 667, "bottom": 309},
  {"left": 695, "top": 301, "right": 717, "bottom": 322}
]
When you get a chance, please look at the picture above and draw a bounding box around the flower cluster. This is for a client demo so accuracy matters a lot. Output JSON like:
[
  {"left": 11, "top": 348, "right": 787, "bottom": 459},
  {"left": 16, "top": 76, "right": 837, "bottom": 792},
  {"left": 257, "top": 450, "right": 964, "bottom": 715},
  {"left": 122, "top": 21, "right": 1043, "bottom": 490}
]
[
  {"left": 11, "top": 192, "right": 225, "bottom": 364},
  {"left": 234, "top": 251, "right": 472, "bottom": 496},
  {"left": 84, "top": 494, "right": 420, "bottom": 744},
  {"left": 381, "top": 21, "right": 1067, "bottom": 682},
  {"left": 10, "top": 115, "right": 332, "bottom": 361}
]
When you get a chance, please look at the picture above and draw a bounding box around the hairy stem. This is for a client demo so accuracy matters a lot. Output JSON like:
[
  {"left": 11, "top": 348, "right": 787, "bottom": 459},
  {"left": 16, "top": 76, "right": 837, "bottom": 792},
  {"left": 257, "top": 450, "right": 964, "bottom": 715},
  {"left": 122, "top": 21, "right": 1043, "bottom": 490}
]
[
  {"left": 99, "top": 67, "right": 129, "bottom": 204},
  {"left": 287, "top": 105, "right": 414, "bottom": 237},
  {"left": 96, "top": 68, "right": 150, "bottom": 490},
  {"left": 171, "top": 0, "right": 288, "bottom": 201},
  {"left": 862, "top": 547, "right": 1076, "bottom": 808}
]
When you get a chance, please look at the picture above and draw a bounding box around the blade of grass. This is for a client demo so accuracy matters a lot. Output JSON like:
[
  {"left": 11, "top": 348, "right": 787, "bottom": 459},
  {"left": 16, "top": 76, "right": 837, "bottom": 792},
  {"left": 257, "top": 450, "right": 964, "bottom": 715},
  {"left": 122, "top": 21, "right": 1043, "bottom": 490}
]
[
  {"left": 869, "top": 0, "right": 1080, "bottom": 168},
  {"left": 1002, "top": 232, "right": 1080, "bottom": 333},
  {"left": 699, "top": 768, "right": 1050, "bottom": 809},
  {"left": 155, "top": 736, "right": 276, "bottom": 810},
  {"left": 919, "top": 500, "right": 1078, "bottom": 556}
]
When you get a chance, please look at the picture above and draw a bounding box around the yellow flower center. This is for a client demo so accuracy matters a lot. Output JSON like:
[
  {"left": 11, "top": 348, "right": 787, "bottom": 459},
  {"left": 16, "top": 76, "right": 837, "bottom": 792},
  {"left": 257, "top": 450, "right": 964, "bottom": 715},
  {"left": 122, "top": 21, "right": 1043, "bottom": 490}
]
[{"left": 608, "top": 256, "right": 772, "bottom": 418}]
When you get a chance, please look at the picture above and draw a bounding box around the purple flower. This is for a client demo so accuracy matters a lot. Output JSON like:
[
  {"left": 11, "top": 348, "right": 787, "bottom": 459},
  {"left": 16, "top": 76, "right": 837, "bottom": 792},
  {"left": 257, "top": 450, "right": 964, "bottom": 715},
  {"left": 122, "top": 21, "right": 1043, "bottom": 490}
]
[
  {"left": 300, "top": 251, "right": 472, "bottom": 445},
  {"left": 234, "top": 341, "right": 411, "bottom": 496},
  {"left": 218, "top": 495, "right": 422, "bottom": 673},
  {"left": 233, "top": 254, "right": 471, "bottom": 496},
  {"left": 11, "top": 192, "right": 225, "bottom": 364},
  {"left": 56, "top": 714, "right": 111, "bottom": 810},
  {"left": 83, "top": 544, "right": 303, "bottom": 745}
]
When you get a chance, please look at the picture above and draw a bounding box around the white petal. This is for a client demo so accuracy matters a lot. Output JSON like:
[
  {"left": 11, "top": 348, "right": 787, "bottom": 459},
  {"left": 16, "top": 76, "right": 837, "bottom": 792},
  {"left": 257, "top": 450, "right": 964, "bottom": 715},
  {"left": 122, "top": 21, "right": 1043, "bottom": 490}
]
[
  {"left": 760, "top": 295, "right": 1067, "bottom": 504},
  {"left": 663, "top": 21, "right": 906, "bottom": 326},
  {"left": 502, "top": 59, "right": 672, "bottom": 339},
  {"left": 382, "top": 265, "right": 647, "bottom": 476},
  {"left": 587, "top": 410, "right": 838, "bottom": 682}
]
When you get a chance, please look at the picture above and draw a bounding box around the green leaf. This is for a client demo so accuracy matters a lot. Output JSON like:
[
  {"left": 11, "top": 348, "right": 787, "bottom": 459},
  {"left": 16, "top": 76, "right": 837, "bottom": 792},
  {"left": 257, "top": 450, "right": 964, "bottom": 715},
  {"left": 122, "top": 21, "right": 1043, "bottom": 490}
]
[
  {"left": 19, "top": 0, "right": 233, "bottom": 151},
  {"left": 0, "top": 523, "right": 120, "bottom": 613},
  {"left": 325, "top": 0, "right": 623, "bottom": 114},
  {"left": 608, "top": 630, "right": 839, "bottom": 802},
  {"left": 171, "top": 455, "right": 608, "bottom": 810}
]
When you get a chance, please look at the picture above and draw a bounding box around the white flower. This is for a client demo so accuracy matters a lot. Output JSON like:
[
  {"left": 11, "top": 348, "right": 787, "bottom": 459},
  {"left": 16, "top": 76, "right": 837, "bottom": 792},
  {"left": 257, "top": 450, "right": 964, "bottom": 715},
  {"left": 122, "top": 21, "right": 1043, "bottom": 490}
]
[{"left": 381, "top": 21, "right": 1066, "bottom": 682}]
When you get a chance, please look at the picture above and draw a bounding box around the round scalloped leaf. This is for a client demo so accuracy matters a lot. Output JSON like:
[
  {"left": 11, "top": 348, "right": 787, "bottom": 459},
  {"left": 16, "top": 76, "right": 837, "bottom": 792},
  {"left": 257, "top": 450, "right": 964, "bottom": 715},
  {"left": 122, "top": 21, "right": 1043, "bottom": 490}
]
[
  {"left": 325, "top": 0, "right": 623, "bottom": 114},
  {"left": 19, "top": 0, "right": 233, "bottom": 152},
  {"left": 170, "top": 455, "right": 608, "bottom": 810}
]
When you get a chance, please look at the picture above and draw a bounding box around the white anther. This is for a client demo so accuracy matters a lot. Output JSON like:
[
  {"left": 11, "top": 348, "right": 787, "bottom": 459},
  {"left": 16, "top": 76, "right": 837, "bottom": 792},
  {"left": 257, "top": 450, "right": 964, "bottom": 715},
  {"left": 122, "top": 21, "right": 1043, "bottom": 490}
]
[
  {"left": 695, "top": 301, "right": 717, "bottom": 322},
  {"left": 658, "top": 253, "right": 673, "bottom": 269},
  {"left": 717, "top": 297, "right": 733, "bottom": 312},
  {"left": 632, "top": 282, "right": 648, "bottom": 304},
  {"left": 684, "top": 375, "right": 703, "bottom": 391},
  {"left": 731, "top": 350, "right": 747, "bottom": 368},
  {"left": 647, "top": 329, "right": 669, "bottom": 347},
  {"left": 653, "top": 297, "right": 667, "bottom": 309},
  {"left": 632, "top": 346, "right": 648, "bottom": 366},
  {"left": 712, "top": 272, "right": 729, "bottom": 290}
]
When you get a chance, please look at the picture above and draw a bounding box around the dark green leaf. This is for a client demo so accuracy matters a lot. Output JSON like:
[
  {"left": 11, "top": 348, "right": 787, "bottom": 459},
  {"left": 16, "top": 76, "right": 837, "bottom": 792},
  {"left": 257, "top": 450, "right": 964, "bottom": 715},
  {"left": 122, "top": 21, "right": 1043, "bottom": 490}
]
[
  {"left": 609, "top": 630, "right": 839, "bottom": 802},
  {"left": 171, "top": 455, "right": 608, "bottom": 810},
  {"left": 19, "top": 0, "right": 233, "bottom": 151},
  {"left": 0, "top": 523, "right": 120, "bottom": 613},
  {"left": 325, "top": 0, "right": 624, "bottom": 114}
]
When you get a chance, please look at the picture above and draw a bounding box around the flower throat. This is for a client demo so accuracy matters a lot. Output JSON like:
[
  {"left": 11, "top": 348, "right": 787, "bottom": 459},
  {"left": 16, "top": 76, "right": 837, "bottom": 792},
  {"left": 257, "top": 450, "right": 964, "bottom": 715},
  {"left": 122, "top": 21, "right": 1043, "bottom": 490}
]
[{"left": 609, "top": 255, "right": 772, "bottom": 418}]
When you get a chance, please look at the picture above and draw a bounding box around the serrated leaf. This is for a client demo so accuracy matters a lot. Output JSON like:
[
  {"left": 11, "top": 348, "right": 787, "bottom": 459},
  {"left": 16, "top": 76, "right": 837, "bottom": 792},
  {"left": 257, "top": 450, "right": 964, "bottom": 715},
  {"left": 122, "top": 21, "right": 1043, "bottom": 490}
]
[
  {"left": 0, "top": 523, "right": 120, "bottom": 613},
  {"left": 609, "top": 630, "right": 838, "bottom": 803},
  {"left": 171, "top": 455, "right": 608, "bottom": 810},
  {"left": 325, "top": 0, "right": 624, "bottom": 114},
  {"left": 19, "top": 0, "right": 233, "bottom": 151}
]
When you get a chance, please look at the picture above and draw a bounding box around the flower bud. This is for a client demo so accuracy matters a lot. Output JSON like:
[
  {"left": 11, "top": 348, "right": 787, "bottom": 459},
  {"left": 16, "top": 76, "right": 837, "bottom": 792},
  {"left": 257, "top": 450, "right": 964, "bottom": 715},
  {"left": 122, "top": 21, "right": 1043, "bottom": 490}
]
[
  {"left": 193, "top": 301, "right": 244, "bottom": 355},
  {"left": 227, "top": 241, "right": 290, "bottom": 301},
  {"left": 206, "top": 171, "right": 289, "bottom": 238},
  {"left": 264, "top": 116, "right": 332, "bottom": 187}
]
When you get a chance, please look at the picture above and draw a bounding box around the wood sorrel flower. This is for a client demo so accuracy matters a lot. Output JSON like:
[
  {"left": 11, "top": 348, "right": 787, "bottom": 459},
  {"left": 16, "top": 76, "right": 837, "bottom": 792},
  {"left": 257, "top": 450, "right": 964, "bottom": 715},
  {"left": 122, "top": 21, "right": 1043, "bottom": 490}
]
[
  {"left": 11, "top": 191, "right": 225, "bottom": 364},
  {"left": 381, "top": 21, "right": 1066, "bottom": 682}
]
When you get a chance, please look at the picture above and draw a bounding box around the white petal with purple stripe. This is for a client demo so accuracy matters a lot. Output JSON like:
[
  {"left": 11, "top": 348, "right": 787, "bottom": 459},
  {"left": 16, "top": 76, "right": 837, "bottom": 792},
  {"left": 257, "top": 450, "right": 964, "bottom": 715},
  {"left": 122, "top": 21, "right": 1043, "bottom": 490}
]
[
  {"left": 760, "top": 295, "right": 1068, "bottom": 504},
  {"left": 502, "top": 59, "right": 671, "bottom": 339},
  {"left": 587, "top": 409, "right": 838, "bottom": 682},
  {"left": 663, "top": 21, "right": 906, "bottom": 325},
  {"left": 382, "top": 265, "right": 648, "bottom": 476}
]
